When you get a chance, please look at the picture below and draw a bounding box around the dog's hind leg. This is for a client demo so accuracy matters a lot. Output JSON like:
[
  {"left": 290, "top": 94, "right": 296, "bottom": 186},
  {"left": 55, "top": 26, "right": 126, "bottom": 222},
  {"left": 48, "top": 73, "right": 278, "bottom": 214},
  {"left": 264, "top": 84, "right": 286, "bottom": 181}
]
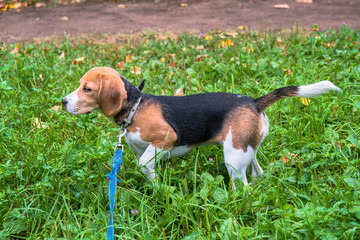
[
  {"left": 251, "top": 157, "right": 263, "bottom": 178},
  {"left": 223, "top": 130, "right": 256, "bottom": 187}
]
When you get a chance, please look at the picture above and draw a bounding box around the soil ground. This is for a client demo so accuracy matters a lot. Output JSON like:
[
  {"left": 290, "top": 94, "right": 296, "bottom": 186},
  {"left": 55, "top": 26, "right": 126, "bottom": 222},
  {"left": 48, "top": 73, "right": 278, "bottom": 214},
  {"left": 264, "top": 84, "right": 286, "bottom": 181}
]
[{"left": 0, "top": 0, "right": 359, "bottom": 42}]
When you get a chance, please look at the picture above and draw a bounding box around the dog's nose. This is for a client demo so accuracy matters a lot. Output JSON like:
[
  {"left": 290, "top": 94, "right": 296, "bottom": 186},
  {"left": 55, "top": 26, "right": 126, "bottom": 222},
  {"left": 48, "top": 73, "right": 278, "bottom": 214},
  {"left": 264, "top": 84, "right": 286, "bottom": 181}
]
[{"left": 62, "top": 98, "right": 68, "bottom": 105}]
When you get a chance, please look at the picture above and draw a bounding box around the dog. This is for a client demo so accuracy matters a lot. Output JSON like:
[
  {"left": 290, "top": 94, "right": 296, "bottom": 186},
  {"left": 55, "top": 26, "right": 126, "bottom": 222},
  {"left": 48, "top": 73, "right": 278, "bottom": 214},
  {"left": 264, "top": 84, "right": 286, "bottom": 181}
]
[{"left": 62, "top": 67, "right": 340, "bottom": 186}]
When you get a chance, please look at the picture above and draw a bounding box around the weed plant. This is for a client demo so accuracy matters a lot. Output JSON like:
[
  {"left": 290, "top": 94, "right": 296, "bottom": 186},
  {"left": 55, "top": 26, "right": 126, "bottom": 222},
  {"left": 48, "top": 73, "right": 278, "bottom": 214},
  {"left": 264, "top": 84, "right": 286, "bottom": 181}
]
[{"left": 0, "top": 26, "right": 359, "bottom": 239}]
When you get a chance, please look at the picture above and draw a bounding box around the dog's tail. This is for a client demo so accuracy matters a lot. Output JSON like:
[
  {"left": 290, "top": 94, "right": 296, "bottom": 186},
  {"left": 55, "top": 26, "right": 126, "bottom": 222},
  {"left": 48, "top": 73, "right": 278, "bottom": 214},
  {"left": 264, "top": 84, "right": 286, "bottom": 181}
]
[{"left": 255, "top": 80, "right": 341, "bottom": 112}]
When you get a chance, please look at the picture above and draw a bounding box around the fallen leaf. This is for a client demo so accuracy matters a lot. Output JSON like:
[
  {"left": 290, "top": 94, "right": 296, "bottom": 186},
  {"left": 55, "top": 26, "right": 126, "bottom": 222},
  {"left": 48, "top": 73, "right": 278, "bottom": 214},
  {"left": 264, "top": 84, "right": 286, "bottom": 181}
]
[
  {"left": 0, "top": 4, "right": 8, "bottom": 11},
  {"left": 117, "top": 4, "right": 125, "bottom": 8},
  {"left": 276, "top": 38, "right": 283, "bottom": 45},
  {"left": 281, "top": 155, "right": 290, "bottom": 163},
  {"left": 197, "top": 45, "right": 204, "bottom": 50},
  {"left": 116, "top": 61, "right": 125, "bottom": 68},
  {"left": 238, "top": 25, "right": 247, "bottom": 30},
  {"left": 174, "top": 88, "right": 184, "bottom": 96},
  {"left": 58, "top": 51, "right": 65, "bottom": 59},
  {"left": 35, "top": 2, "right": 46, "bottom": 7},
  {"left": 34, "top": 118, "right": 49, "bottom": 129},
  {"left": 296, "top": 0, "right": 313, "bottom": 3},
  {"left": 160, "top": 57, "right": 166, "bottom": 63},
  {"left": 181, "top": 3, "right": 188, "bottom": 7},
  {"left": 125, "top": 55, "right": 132, "bottom": 62},
  {"left": 333, "top": 105, "right": 338, "bottom": 113},
  {"left": 169, "top": 72, "right": 174, "bottom": 79},
  {"left": 60, "top": 16, "right": 68, "bottom": 21},
  {"left": 167, "top": 62, "right": 176, "bottom": 68},
  {"left": 10, "top": 3, "right": 22, "bottom": 9},
  {"left": 73, "top": 57, "right": 84, "bottom": 65},
  {"left": 51, "top": 105, "right": 60, "bottom": 112},
  {"left": 274, "top": 4, "right": 290, "bottom": 9},
  {"left": 300, "top": 97, "right": 311, "bottom": 106},
  {"left": 130, "top": 66, "right": 141, "bottom": 75},
  {"left": 11, "top": 45, "right": 19, "bottom": 55},
  {"left": 197, "top": 54, "right": 209, "bottom": 62},
  {"left": 158, "top": 35, "right": 169, "bottom": 40},
  {"left": 225, "top": 32, "right": 238, "bottom": 37},
  {"left": 281, "top": 152, "right": 298, "bottom": 164}
]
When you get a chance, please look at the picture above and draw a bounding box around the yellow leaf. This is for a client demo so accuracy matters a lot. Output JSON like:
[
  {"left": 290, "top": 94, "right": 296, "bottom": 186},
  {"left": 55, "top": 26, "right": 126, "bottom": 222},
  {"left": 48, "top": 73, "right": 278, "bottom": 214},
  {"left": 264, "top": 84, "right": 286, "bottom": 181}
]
[
  {"left": 238, "top": 25, "right": 246, "bottom": 30},
  {"left": 125, "top": 55, "right": 132, "bottom": 62},
  {"left": 204, "top": 36, "right": 212, "bottom": 41},
  {"left": 181, "top": 3, "right": 187, "bottom": 7},
  {"left": 300, "top": 97, "right": 311, "bottom": 106},
  {"left": 0, "top": 4, "right": 8, "bottom": 11}
]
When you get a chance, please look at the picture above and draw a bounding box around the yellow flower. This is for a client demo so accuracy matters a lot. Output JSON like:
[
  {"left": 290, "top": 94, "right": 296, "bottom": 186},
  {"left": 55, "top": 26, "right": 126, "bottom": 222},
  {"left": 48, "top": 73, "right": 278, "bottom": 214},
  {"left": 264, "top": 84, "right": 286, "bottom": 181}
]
[
  {"left": 300, "top": 98, "right": 311, "bottom": 106},
  {"left": 221, "top": 39, "right": 232, "bottom": 48}
]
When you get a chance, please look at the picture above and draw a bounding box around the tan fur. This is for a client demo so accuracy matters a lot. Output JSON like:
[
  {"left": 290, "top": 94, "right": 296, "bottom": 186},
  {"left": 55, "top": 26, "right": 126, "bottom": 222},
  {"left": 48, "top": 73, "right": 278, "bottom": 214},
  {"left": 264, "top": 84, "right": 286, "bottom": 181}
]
[
  {"left": 210, "top": 107, "right": 261, "bottom": 151},
  {"left": 73, "top": 67, "right": 127, "bottom": 116},
  {"left": 127, "top": 100, "right": 178, "bottom": 149}
]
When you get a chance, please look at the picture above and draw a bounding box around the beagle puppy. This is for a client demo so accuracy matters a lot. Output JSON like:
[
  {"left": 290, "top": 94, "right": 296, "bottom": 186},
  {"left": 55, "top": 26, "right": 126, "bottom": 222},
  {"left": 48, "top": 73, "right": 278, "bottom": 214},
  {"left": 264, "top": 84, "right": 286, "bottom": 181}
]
[{"left": 62, "top": 67, "right": 340, "bottom": 186}]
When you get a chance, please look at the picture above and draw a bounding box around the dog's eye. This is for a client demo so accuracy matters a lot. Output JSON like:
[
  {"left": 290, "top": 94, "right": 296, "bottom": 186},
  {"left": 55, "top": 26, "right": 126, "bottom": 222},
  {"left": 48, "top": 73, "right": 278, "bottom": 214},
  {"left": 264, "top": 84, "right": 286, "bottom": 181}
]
[{"left": 83, "top": 87, "right": 91, "bottom": 92}]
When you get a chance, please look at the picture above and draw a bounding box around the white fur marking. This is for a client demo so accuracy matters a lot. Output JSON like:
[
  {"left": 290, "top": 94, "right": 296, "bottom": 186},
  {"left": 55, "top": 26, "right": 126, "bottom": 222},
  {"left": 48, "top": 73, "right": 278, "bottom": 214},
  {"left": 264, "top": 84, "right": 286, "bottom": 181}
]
[
  {"left": 139, "top": 145, "right": 168, "bottom": 181},
  {"left": 125, "top": 130, "right": 150, "bottom": 156},
  {"left": 63, "top": 90, "right": 79, "bottom": 114},
  {"left": 223, "top": 128, "right": 256, "bottom": 186},
  {"left": 297, "top": 80, "right": 341, "bottom": 98}
]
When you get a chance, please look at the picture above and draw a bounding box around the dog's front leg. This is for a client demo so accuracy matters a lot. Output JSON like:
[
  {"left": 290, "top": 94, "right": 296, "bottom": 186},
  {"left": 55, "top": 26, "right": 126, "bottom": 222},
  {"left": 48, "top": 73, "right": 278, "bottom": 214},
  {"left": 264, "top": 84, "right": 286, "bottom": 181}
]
[{"left": 139, "top": 144, "right": 165, "bottom": 182}]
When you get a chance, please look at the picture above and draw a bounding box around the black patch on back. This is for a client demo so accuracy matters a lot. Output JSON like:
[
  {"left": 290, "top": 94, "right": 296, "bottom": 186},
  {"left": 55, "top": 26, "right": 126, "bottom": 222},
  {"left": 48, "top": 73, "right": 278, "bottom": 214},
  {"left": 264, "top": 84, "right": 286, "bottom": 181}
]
[{"left": 143, "top": 93, "right": 258, "bottom": 146}]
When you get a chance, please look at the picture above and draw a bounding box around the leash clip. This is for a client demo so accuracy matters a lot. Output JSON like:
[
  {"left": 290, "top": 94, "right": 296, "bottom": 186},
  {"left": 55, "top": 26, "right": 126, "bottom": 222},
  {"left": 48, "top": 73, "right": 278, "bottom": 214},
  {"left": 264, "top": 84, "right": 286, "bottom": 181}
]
[{"left": 115, "top": 128, "right": 127, "bottom": 152}]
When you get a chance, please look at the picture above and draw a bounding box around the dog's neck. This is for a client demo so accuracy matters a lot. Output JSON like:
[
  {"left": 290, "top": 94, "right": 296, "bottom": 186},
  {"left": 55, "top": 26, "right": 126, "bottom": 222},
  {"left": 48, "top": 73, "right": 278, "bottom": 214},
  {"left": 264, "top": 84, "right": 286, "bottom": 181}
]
[{"left": 114, "top": 76, "right": 142, "bottom": 126}]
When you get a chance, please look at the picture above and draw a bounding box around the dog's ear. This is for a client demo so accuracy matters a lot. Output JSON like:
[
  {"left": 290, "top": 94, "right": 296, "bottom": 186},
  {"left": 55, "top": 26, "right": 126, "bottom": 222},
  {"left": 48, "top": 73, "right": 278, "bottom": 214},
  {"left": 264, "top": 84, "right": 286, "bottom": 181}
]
[
  {"left": 98, "top": 73, "right": 127, "bottom": 117},
  {"left": 138, "top": 79, "right": 145, "bottom": 91}
]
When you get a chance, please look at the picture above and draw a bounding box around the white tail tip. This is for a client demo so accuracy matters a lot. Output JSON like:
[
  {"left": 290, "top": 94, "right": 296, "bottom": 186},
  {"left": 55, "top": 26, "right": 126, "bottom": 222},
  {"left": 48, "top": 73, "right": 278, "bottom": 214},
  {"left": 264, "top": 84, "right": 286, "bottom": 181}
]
[{"left": 297, "top": 80, "right": 341, "bottom": 98}]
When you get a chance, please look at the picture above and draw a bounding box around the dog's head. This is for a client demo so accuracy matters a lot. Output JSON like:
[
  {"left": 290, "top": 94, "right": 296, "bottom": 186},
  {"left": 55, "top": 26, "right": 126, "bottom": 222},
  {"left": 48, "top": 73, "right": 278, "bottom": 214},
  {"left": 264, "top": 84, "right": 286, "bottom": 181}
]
[{"left": 62, "top": 67, "right": 127, "bottom": 117}]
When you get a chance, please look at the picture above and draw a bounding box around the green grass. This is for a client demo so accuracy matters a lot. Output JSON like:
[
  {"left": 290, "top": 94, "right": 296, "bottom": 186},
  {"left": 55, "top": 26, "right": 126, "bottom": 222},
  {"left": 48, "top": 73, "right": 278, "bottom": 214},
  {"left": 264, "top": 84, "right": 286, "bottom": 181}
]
[{"left": 0, "top": 26, "right": 359, "bottom": 239}]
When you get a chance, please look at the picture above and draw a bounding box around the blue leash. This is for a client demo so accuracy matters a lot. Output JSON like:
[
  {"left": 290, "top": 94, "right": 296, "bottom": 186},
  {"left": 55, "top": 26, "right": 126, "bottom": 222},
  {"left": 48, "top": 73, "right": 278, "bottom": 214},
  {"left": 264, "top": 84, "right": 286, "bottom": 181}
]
[{"left": 106, "top": 129, "right": 126, "bottom": 240}]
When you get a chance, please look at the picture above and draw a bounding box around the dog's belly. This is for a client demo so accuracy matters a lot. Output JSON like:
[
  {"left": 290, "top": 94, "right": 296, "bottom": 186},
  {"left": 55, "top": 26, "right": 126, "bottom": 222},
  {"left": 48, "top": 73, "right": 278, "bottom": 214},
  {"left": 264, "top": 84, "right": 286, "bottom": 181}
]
[
  {"left": 125, "top": 130, "right": 192, "bottom": 158},
  {"left": 168, "top": 146, "right": 192, "bottom": 158}
]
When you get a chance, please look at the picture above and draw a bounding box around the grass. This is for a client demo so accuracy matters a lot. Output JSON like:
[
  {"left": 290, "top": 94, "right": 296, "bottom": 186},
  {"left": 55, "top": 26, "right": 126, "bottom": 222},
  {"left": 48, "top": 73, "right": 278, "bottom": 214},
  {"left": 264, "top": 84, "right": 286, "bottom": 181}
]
[{"left": 0, "top": 26, "right": 359, "bottom": 239}]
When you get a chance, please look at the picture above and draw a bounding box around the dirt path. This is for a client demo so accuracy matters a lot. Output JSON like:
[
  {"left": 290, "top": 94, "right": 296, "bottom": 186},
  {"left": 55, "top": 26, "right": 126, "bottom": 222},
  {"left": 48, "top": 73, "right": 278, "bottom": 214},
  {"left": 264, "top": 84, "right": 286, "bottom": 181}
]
[{"left": 0, "top": 0, "right": 359, "bottom": 42}]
